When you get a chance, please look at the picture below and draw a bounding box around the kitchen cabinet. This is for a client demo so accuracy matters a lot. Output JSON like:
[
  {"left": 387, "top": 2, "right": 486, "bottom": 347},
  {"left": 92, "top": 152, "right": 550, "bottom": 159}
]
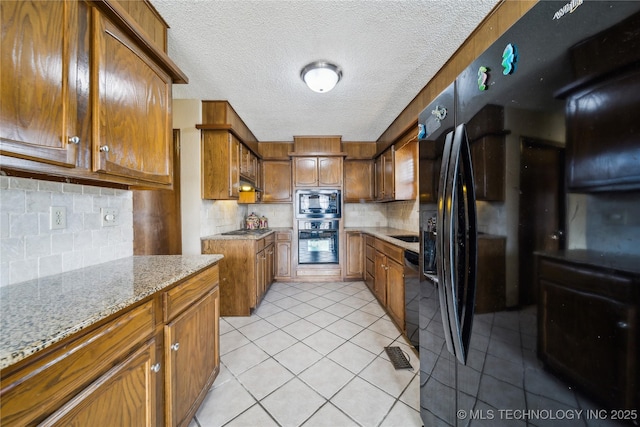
[
  {"left": 92, "top": 9, "right": 173, "bottom": 186},
  {"left": 537, "top": 254, "right": 639, "bottom": 409},
  {"left": 165, "top": 288, "right": 219, "bottom": 427},
  {"left": 201, "top": 130, "right": 240, "bottom": 200},
  {"left": 275, "top": 230, "right": 292, "bottom": 280},
  {"left": 375, "top": 137, "right": 417, "bottom": 202},
  {"left": 375, "top": 147, "right": 394, "bottom": 201},
  {"left": 292, "top": 156, "right": 342, "bottom": 187},
  {"left": 239, "top": 143, "right": 258, "bottom": 184},
  {"left": 475, "top": 235, "right": 506, "bottom": 314},
  {"left": 374, "top": 238, "right": 405, "bottom": 329},
  {"left": 0, "top": 301, "right": 157, "bottom": 426},
  {"left": 40, "top": 338, "right": 158, "bottom": 427},
  {"left": 344, "top": 231, "right": 363, "bottom": 279},
  {"left": 562, "top": 12, "right": 640, "bottom": 192},
  {"left": 364, "top": 235, "right": 376, "bottom": 290},
  {"left": 0, "top": 1, "right": 80, "bottom": 168},
  {"left": 0, "top": 261, "right": 220, "bottom": 427},
  {"left": 202, "top": 233, "right": 275, "bottom": 316},
  {"left": 0, "top": 0, "right": 186, "bottom": 188},
  {"left": 262, "top": 160, "right": 292, "bottom": 203},
  {"left": 344, "top": 160, "right": 375, "bottom": 202}
]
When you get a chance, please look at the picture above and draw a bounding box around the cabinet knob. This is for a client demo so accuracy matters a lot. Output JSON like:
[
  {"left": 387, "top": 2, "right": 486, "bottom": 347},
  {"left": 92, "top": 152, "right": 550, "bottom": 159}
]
[
  {"left": 150, "top": 363, "right": 161, "bottom": 373},
  {"left": 171, "top": 342, "right": 180, "bottom": 351},
  {"left": 68, "top": 136, "right": 80, "bottom": 145},
  {"left": 99, "top": 145, "right": 110, "bottom": 153}
]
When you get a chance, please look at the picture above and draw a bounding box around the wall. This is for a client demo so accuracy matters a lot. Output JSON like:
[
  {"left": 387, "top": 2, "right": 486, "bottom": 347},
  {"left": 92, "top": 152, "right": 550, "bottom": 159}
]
[
  {"left": 174, "top": 99, "right": 248, "bottom": 252},
  {"left": 0, "top": 176, "right": 133, "bottom": 287}
]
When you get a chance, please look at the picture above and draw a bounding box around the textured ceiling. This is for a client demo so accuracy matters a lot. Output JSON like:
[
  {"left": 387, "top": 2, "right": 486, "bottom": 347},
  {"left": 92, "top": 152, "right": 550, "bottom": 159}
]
[{"left": 151, "top": 0, "right": 500, "bottom": 142}]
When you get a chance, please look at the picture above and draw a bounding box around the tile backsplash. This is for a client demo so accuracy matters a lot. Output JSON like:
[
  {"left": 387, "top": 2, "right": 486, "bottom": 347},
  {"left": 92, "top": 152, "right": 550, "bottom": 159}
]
[{"left": 0, "top": 176, "right": 133, "bottom": 287}]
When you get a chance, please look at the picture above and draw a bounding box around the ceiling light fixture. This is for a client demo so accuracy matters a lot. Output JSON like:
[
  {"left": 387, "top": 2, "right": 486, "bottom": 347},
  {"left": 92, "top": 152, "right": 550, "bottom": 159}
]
[{"left": 300, "top": 61, "right": 342, "bottom": 93}]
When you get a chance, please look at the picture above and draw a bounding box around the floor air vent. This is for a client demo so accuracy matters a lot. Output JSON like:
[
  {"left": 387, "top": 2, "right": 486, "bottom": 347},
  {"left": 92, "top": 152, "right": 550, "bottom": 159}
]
[{"left": 384, "top": 346, "right": 413, "bottom": 370}]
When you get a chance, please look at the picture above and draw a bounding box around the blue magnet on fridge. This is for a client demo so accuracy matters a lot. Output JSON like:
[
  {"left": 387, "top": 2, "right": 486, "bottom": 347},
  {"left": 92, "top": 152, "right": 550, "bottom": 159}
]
[{"left": 502, "top": 43, "right": 518, "bottom": 75}]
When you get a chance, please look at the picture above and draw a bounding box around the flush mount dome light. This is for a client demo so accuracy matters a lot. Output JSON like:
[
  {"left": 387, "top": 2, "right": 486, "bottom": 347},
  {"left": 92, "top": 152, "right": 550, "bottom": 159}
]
[{"left": 300, "top": 61, "right": 342, "bottom": 93}]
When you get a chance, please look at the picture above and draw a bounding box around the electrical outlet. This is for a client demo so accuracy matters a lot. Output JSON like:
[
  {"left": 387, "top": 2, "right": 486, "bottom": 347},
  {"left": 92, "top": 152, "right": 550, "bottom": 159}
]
[
  {"left": 101, "top": 208, "right": 119, "bottom": 227},
  {"left": 50, "top": 206, "right": 67, "bottom": 230}
]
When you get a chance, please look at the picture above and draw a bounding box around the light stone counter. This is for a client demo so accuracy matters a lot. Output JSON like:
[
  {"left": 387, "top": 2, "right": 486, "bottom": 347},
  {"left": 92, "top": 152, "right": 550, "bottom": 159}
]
[
  {"left": 346, "top": 227, "right": 419, "bottom": 253},
  {"left": 0, "top": 255, "right": 223, "bottom": 370}
]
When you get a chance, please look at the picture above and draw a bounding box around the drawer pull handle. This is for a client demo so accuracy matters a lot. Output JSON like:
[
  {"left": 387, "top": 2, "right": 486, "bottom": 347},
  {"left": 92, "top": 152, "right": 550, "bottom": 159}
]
[
  {"left": 68, "top": 136, "right": 80, "bottom": 144},
  {"left": 171, "top": 342, "right": 180, "bottom": 351},
  {"left": 150, "top": 363, "right": 161, "bottom": 373}
]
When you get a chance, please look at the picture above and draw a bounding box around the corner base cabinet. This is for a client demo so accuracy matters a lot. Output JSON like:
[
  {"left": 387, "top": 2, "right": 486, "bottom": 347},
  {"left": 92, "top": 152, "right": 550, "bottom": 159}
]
[
  {"left": 536, "top": 254, "right": 639, "bottom": 410},
  {"left": 0, "top": 262, "right": 220, "bottom": 427}
]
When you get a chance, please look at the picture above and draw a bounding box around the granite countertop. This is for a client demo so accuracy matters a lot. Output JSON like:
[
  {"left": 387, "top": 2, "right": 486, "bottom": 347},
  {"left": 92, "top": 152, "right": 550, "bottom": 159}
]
[
  {"left": 536, "top": 249, "right": 640, "bottom": 276},
  {"left": 0, "top": 255, "right": 223, "bottom": 371},
  {"left": 201, "top": 227, "right": 291, "bottom": 241},
  {"left": 346, "top": 227, "right": 420, "bottom": 253}
]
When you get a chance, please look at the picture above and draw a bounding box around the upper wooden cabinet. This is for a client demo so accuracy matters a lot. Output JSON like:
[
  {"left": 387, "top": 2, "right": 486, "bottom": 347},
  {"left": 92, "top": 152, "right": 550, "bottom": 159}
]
[
  {"left": 262, "top": 160, "right": 292, "bottom": 203},
  {"left": 0, "top": 1, "right": 80, "bottom": 168},
  {"left": 374, "top": 136, "right": 418, "bottom": 202},
  {"left": 0, "top": 0, "right": 187, "bottom": 188},
  {"left": 201, "top": 130, "right": 240, "bottom": 200},
  {"left": 375, "top": 146, "right": 395, "bottom": 201},
  {"left": 92, "top": 9, "right": 172, "bottom": 185},
  {"left": 292, "top": 156, "right": 342, "bottom": 187},
  {"left": 344, "top": 160, "right": 375, "bottom": 202}
]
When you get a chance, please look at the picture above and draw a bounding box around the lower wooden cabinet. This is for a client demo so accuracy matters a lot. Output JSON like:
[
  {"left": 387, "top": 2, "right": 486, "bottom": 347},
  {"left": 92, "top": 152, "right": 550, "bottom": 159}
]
[
  {"left": 202, "top": 234, "right": 275, "bottom": 315},
  {"left": 537, "top": 255, "right": 639, "bottom": 409},
  {"left": 344, "top": 231, "right": 363, "bottom": 279},
  {"left": 40, "top": 339, "right": 159, "bottom": 427},
  {"left": 374, "top": 238, "right": 405, "bottom": 329},
  {"left": 275, "top": 230, "right": 292, "bottom": 279},
  {"left": 364, "top": 235, "right": 376, "bottom": 290},
  {"left": 165, "top": 288, "right": 220, "bottom": 427},
  {"left": 0, "top": 263, "right": 221, "bottom": 427}
]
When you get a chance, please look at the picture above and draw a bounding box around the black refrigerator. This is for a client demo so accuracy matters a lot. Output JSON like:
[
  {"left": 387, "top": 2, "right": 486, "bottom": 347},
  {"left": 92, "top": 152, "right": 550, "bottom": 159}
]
[{"left": 418, "top": 2, "right": 640, "bottom": 426}]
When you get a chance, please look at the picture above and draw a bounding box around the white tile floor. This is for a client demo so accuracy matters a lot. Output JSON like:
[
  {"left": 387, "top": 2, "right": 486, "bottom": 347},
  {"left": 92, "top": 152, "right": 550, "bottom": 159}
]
[{"left": 189, "top": 280, "right": 422, "bottom": 427}]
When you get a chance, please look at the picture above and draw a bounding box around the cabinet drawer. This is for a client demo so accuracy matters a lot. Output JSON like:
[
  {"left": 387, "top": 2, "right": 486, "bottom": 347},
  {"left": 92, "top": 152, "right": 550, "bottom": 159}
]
[
  {"left": 538, "top": 258, "right": 633, "bottom": 301},
  {"left": 365, "top": 235, "right": 376, "bottom": 248},
  {"left": 365, "top": 244, "right": 375, "bottom": 262},
  {"left": 276, "top": 231, "right": 292, "bottom": 241},
  {"left": 365, "top": 257, "right": 375, "bottom": 277},
  {"left": 164, "top": 266, "right": 219, "bottom": 321},
  {"left": 1, "top": 301, "right": 155, "bottom": 426},
  {"left": 375, "top": 239, "right": 404, "bottom": 264},
  {"left": 264, "top": 233, "right": 275, "bottom": 245}
]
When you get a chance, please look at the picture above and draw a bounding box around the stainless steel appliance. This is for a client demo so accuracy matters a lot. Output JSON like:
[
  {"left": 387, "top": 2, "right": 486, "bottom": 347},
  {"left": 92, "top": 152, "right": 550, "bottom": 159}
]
[
  {"left": 418, "top": 2, "right": 640, "bottom": 425},
  {"left": 295, "top": 189, "right": 341, "bottom": 219},
  {"left": 298, "top": 220, "right": 339, "bottom": 264}
]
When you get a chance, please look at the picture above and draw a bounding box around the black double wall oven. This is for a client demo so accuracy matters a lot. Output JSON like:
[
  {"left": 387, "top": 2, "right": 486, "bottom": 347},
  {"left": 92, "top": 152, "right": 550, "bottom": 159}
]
[{"left": 296, "top": 189, "right": 341, "bottom": 265}]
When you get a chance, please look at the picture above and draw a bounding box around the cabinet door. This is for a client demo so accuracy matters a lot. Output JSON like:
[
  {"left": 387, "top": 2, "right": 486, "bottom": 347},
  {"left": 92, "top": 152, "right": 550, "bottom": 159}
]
[
  {"left": 293, "top": 157, "right": 318, "bottom": 186},
  {"left": 262, "top": 160, "right": 292, "bottom": 202},
  {"left": 394, "top": 140, "right": 417, "bottom": 201},
  {"left": 540, "top": 281, "right": 636, "bottom": 409},
  {"left": 382, "top": 148, "right": 395, "bottom": 200},
  {"left": 266, "top": 243, "right": 275, "bottom": 288},
  {"left": 318, "top": 157, "right": 342, "bottom": 186},
  {"left": 165, "top": 289, "right": 220, "bottom": 427},
  {"left": 40, "top": 339, "right": 158, "bottom": 427},
  {"left": 344, "top": 160, "right": 374, "bottom": 202},
  {"left": 92, "top": 10, "right": 172, "bottom": 185},
  {"left": 345, "top": 232, "right": 363, "bottom": 279},
  {"left": 0, "top": 1, "right": 79, "bottom": 167},
  {"left": 256, "top": 249, "right": 266, "bottom": 305},
  {"left": 375, "top": 156, "right": 384, "bottom": 200},
  {"left": 275, "top": 232, "right": 292, "bottom": 279},
  {"left": 386, "top": 258, "right": 405, "bottom": 330},
  {"left": 374, "top": 251, "right": 387, "bottom": 304}
]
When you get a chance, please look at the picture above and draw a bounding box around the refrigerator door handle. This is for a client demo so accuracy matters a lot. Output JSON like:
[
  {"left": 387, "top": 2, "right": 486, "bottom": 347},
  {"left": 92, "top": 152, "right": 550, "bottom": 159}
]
[
  {"left": 436, "top": 129, "right": 457, "bottom": 358},
  {"left": 438, "top": 124, "right": 478, "bottom": 365}
]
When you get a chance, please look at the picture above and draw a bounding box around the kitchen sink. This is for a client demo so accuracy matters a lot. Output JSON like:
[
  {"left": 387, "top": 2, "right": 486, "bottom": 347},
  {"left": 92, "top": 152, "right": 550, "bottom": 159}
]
[
  {"left": 389, "top": 235, "right": 419, "bottom": 243},
  {"left": 221, "top": 229, "right": 271, "bottom": 236}
]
